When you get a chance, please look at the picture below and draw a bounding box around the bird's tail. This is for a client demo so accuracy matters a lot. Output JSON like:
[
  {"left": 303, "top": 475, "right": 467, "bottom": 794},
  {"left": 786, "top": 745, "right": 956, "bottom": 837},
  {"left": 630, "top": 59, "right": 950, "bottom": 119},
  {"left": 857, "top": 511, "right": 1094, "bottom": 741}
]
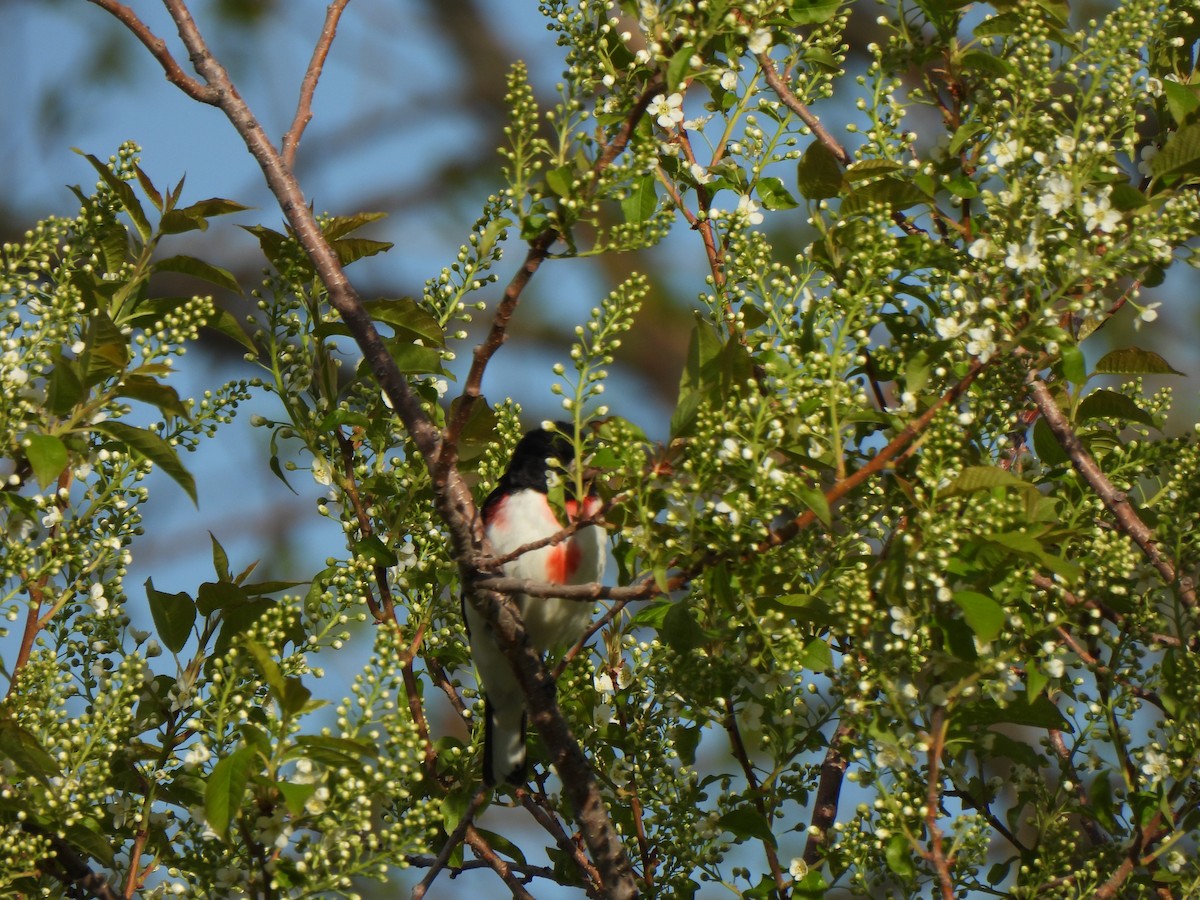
[{"left": 483, "top": 696, "right": 527, "bottom": 786}]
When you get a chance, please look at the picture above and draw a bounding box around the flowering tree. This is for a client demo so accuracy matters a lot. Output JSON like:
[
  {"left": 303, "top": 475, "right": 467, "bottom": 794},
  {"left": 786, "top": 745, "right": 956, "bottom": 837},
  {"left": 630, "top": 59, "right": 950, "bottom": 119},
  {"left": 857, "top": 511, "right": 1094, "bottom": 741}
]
[{"left": 5, "top": 0, "right": 1200, "bottom": 897}]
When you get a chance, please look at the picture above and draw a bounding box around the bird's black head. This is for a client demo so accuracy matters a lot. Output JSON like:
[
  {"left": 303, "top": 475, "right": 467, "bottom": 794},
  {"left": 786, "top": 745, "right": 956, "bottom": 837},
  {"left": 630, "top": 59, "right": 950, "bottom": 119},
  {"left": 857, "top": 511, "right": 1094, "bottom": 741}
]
[{"left": 499, "top": 422, "right": 576, "bottom": 494}]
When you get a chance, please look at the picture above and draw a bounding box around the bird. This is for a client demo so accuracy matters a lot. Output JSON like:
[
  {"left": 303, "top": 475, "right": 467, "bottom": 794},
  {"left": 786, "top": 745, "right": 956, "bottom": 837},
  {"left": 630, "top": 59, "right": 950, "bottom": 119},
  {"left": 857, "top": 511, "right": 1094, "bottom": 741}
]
[{"left": 464, "top": 423, "right": 606, "bottom": 786}]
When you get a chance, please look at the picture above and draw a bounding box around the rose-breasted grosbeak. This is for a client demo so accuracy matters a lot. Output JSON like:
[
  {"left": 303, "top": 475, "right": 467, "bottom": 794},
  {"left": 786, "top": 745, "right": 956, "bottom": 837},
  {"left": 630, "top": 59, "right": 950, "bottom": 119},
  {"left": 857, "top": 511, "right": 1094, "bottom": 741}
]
[{"left": 465, "top": 424, "right": 605, "bottom": 786}]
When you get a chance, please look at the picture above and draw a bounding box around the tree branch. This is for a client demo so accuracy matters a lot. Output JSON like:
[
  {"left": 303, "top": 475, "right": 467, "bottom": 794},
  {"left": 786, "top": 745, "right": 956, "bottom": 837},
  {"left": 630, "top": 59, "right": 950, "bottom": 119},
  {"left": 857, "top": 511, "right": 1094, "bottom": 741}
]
[
  {"left": 803, "top": 721, "right": 852, "bottom": 866},
  {"left": 1027, "top": 376, "right": 1196, "bottom": 607},
  {"left": 84, "top": 0, "right": 216, "bottom": 102},
  {"left": 282, "top": 0, "right": 352, "bottom": 170}
]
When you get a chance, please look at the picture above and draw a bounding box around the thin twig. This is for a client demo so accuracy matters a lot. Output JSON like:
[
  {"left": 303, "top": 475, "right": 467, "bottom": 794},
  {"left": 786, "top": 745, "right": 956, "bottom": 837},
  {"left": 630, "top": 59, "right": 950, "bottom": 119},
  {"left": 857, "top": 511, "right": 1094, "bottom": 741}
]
[
  {"left": 518, "top": 791, "right": 606, "bottom": 897},
  {"left": 724, "top": 702, "right": 786, "bottom": 895},
  {"left": 923, "top": 707, "right": 956, "bottom": 900},
  {"left": 756, "top": 53, "right": 849, "bottom": 165},
  {"left": 411, "top": 788, "right": 487, "bottom": 899},
  {"left": 282, "top": 0, "right": 352, "bottom": 170},
  {"left": 463, "top": 825, "right": 537, "bottom": 899}
]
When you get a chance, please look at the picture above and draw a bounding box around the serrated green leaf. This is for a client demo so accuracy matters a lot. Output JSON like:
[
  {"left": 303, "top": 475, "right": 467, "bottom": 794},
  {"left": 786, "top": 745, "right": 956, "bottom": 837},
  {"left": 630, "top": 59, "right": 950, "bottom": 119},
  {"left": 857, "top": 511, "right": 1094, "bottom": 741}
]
[
  {"left": 363, "top": 297, "right": 445, "bottom": 346},
  {"left": 796, "top": 140, "right": 844, "bottom": 200},
  {"left": 204, "top": 307, "right": 257, "bottom": 353},
  {"left": 1151, "top": 122, "right": 1200, "bottom": 181},
  {"left": 153, "top": 255, "right": 241, "bottom": 294},
  {"left": 145, "top": 577, "right": 196, "bottom": 655},
  {"left": 943, "top": 465, "right": 1033, "bottom": 497},
  {"left": 841, "top": 176, "right": 927, "bottom": 217},
  {"left": 795, "top": 484, "right": 831, "bottom": 527},
  {"left": 115, "top": 375, "right": 188, "bottom": 419},
  {"left": 843, "top": 159, "right": 904, "bottom": 182},
  {"left": 718, "top": 807, "right": 777, "bottom": 846},
  {"left": 952, "top": 590, "right": 1005, "bottom": 643},
  {"left": 244, "top": 638, "right": 287, "bottom": 706},
  {"left": 948, "top": 121, "right": 987, "bottom": 156},
  {"left": 75, "top": 150, "right": 152, "bottom": 242},
  {"left": 322, "top": 211, "right": 387, "bottom": 240},
  {"left": 1093, "top": 347, "right": 1184, "bottom": 376},
  {"left": 353, "top": 535, "right": 396, "bottom": 566},
  {"left": 134, "top": 165, "right": 163, "bottom": 212},
  {"left": 1077, "top": 389, "right": 1157, "bottom": 428},
  {"left": 205, "top": 745, "right": 259, "bottom": 837},
  {"left": 95, "top": 421, "right": 196, "bottom": 504},
  {"left": 24, "top": 433, "right": 68, "bottom": 489},
  {"left": 210, "top": 532, "right": 232, "bottom": 582},
  {"left": 330, "top": 237, "right": 393, "bottom": 267},
  {"left": 239, "top": 224, "right": 293, "bottom": 270}
]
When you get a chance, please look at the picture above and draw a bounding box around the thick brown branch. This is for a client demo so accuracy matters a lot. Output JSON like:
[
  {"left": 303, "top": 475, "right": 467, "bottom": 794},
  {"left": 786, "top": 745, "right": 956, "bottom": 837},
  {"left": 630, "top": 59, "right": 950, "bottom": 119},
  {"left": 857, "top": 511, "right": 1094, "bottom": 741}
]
[
  {"left": 1028, "top": 376, "right": 1196, "bottom": 607},
  {"left": 282, "top": 0, "right": 352, "bottom": 170},
  {"left": 803, "top": 722, "right": 853, "bottom": 866}
]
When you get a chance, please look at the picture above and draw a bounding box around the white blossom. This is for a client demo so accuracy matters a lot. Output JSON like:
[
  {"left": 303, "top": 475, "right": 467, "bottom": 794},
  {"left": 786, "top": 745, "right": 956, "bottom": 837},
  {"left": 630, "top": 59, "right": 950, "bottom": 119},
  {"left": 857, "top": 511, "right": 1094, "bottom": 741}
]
[
  {"left": 647, "top": 92, "right": 685, "bottom": 128},
  {"left": 1004, "top": 240, "right": 1043, "bottom": 273},
  {"left": 748, "top": 29, "right": 772, "bottom": 54},
  {"left": 1037, "top": 173, "right": 1075, "bottom": 216}
]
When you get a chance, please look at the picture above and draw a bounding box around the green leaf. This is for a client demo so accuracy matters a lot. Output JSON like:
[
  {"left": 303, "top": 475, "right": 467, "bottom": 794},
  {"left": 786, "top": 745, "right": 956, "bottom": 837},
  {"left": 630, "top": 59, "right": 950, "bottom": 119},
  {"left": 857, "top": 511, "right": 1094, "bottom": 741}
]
[
  {"left": 46, "top": 358, "right": 84, "bottom": 417},
  {"left": 718, "top": 807, "right": 776, "bottom": 846},
  {"left": 24, "top": 433, "right": 68, "bottom": 489},
  {"left": 243, "top": 638, "right": 288, "bottom": 706},
  {"left": 0, "top": 718, "right": 60, "bottom": 785},
  {"left": 1076, "top": 389, "right": 1157, "bottom": 428},
  {"left": 779, "top": 0, "right": 842, "bottom": 25},
  {"left": 796, "top": 141, "right": 844, "bottom": 200},
  {"left": 353, "top": 535, "right": 396, "bottom": 567},
  {"left": 240, "top": 224, "right": 293, "bottom": 270},
  {"left": 843, "top": 159, "right": 904, "bottom": 182},
  {"left": 1059, "top": 344, "right": 1087, "bottom": 386},
  {"left": 134, "top": 165, "right": 163, "bottom": 211},
  {"left": 205, "top": 745, "right": 259, "bottom": 837},
  {"left": 545, "top": 164, "right": 575, "bottom": 198},
  {"left": 145, "top": 577, "right": 196, "bottom": 655},
  {"left": 840, "top": 176, "right": 928, "bottom": 217},
  {"left": 1093, "top": 347, "right": 1184, "bottom": 376},
  {"left": 210, "top": 532, "right": 232, "bottom": 582},
  {"left": 798, "top": 636, "right": 833, "bottom": 671},
  {"left": 75, "top": 150, "right": 152, "bottom": 242},
  {"left": 957, "top": 49, "right": 1013, "bottom": 78},
  {"left": 942, "top": 465, "right": 1032, "bottom": 497},
  {"left": 948, "top": 121, "right": 987, "bottom": 156},
  {"left": 621, "top": 174, "right": 659, "bottom": 223},
  {"left": 952, "top": 590, "right": 1005, "bottom": 643},
  {"left": 95, "top": 421, "right": 197, "bottom": 504},
  {"left": 884, "top": 833, "right": 916, "bottom": 880},
  {"left": 322, "top": 211, "right": 387, "bottom": 240},
  {"left": 153, "top": 255, "right": 241, "bottom": 294},
  {"left": 293, "top": 735, "right": 380, "bottom": 764},
  {"left": 666, "top": 44, "right": 694, "bottom": 92},
  {"left": 115, "top": 375, "right": 188, "bottom": 419},
  {"left": 196, "top": 580, "right": 248, "bottom": 615},
  {"left": 1032, "top": 418, "right": 1069, "bottom": 466},
  {"left": 756, "top": 176, "right": 798, "bottom": 210},
  {"left": 1151, "top": 122, "right": 1200, "bottom": 181},
  {"left": 276, "top": 781, "right": 317, "bottom": 817},
  {"left": 363, "top": 297, "right": 446, "bottom": 346},
  {"left": 1165, "top": 80, "right": 1200, "bottom": 127},
  {"left": 660, "top": 602, "right": 706, "bottom": 652},
  {"left": 795, "top": 484, "right": 831, "bottom": 527},
  {"left": 331, "top": 237, "right": 394, "bottom": 267},
  {"left": 205, "top": 307, "right": 257, "bottom": 353},
  {"left": 387, "top": 341, "right": 445, "bottom": 375}
]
